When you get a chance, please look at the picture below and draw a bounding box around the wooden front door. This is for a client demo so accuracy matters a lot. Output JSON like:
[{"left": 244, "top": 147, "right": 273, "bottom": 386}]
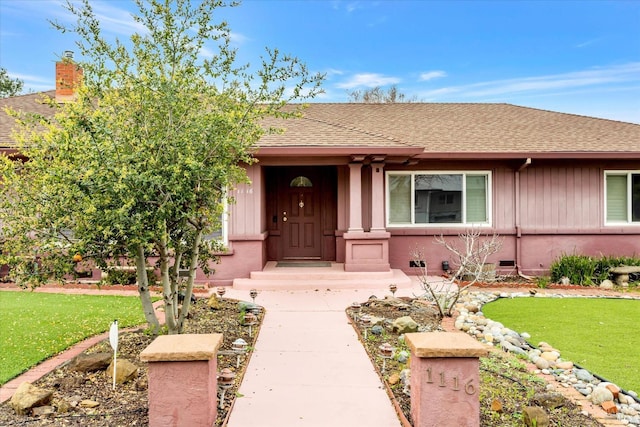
[{"left": 280, "top": 170, "right": 322, "bottom": 259}]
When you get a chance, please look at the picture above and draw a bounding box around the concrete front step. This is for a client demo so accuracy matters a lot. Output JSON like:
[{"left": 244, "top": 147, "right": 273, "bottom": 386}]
[{"left": 233, "top": 264, "right": 412, "bottom": 290}]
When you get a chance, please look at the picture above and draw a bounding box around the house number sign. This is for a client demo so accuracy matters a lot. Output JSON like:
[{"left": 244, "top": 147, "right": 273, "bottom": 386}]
[{"left": 424, "top": 366, "right": 476, "bottom": 395}]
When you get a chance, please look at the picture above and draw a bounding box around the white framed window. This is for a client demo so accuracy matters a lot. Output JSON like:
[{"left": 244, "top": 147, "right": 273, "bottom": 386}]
[
  {"left": 386, "top": 171, "right": 491, "bottom": 227},
  {"left": 203, "top": 196, "right": 229, "bottom": 246},
  {"left": 605, "top": 171, "right": 640, "bottom": 225}
]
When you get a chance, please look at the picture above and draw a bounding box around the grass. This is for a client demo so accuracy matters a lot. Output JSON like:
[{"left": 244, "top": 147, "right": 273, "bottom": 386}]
[
  {"left": 0, "top": 292, "right": 146, "bottom": 385},
  {"left": 482, "top": 297, "right": 640, "bottom": 393}
]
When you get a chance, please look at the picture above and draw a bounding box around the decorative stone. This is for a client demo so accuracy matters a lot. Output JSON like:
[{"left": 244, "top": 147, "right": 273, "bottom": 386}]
[
  {"left": 556, "top": 361, "right": 574, "bottom": 370},
  {"left": 533, "top": 392, "right": 565, "bottom": 410},
  {"left": 396, "top": 350, "right": 409, "bottom": 364},
  {"left": 388, "top": 372, "right": 400, "bottom": 385},
  {"left": 391, "top": 316, "right": 419, "bottom": 334},
  {"left": 9, "top": 382, "right": 53, "bottom": 415},
  {"left": 575, "top": 369, "right": 595, "bottom": 383},
  {"left": 535, "top": 358, "right": 550, "bottom": 370},
  {"left": 370, "top": 325, "right": 384, "bottom": 335},
  {"left": 606, "top": 383, "right": 621, "bottom": 400},
  {"left": 591, "top": 386, "right": 614, "bottom": 405},
  {"left": 601, "top": 400, "right": 618, "bottom": 414},
  {"left": 69, "top": 352, "right": 113, "bottom": 372},
  {"left": 31, "top": 405, "right": 55, "bottom": 416},
  {"left": 107, "top": 359, "right": 138, "bottom": 384},
  {"left": 599, "top": 279, "right": 614, "bottom": 289},
  {"left": 79, "top": 399, "right": 100, "bottom": 408},
  {"left": 523, "top": 406, "right": 549, "bottom": 427}
]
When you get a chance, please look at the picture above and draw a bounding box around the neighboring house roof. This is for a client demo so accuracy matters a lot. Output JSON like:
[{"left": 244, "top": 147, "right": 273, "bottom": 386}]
[
  {"left": 0, "top": 91, "right": 57, "bottom": 148},
  {"left": 2, "top": 91, "right": 639, "bottom": 159}
]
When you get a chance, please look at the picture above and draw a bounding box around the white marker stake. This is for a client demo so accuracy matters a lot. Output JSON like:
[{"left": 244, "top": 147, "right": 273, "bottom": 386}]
[{"left": 109, "top": 320, "right": 119, "bottom": 390}]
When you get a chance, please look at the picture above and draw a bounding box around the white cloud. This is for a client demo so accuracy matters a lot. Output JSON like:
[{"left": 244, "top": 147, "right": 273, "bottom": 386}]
[
  {"left": 419, "top": 71, "right": 447, "bottom": 81},
  {"left": 335, "top": 73, "right": 401, "bottom": 89},
  {"left": 419, "top": 63, "right": 640, "bottom": 100},
  {"left": 89, "top": 2, "right": 147, "bottom": 36}
]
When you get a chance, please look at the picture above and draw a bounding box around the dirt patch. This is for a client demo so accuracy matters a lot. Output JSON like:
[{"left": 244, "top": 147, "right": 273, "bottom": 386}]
[{"left": 0, "top": 297, "right": 261, "bottom": 426}]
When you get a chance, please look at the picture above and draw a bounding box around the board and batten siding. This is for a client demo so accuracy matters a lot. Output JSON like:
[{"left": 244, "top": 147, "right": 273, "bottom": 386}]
[
  {"left": 492, "top": 166, "right": 516, "bottom": 231},
  {"left": 519, "top": 166, "right": 601, "bottom": 231}
]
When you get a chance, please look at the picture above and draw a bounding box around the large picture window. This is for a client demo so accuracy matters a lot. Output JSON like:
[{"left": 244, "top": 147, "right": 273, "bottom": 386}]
[
  {"left": 387, "top": 171, "right": 491, "bottom": 226},
  {"left": 605, "top": 171, "right": 640, "bottom": 224}
]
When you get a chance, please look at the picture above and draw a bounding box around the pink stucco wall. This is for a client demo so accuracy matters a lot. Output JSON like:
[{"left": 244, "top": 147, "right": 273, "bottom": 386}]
[
  {"left": 195, "top": 159, "right": 639, "bottom": 281},
  {"left": 147, "top": 359, "right": 217, "bottom": 427}
]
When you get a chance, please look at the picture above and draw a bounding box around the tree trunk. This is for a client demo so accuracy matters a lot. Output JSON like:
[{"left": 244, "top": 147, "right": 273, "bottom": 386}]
[
  {"left": 135, "top": 245, "right": 160, "bottom": 334},
  {"left": 177, "top": 228, "right": 203, "bottom": 333},
  {"left": 158, "top": 237, "right": 179, "bottom": 334}
]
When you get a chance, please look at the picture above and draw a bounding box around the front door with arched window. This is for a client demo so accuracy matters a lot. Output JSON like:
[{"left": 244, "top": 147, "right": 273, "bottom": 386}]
[
  {"left": 281, "top": 172, "right": 321, "bottom": 259},
  {"left": 266, "top": 166, "right": 336, "bottom": 261}
]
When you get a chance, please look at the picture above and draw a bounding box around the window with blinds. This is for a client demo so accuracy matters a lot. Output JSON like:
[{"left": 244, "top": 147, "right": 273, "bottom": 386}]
[
  {"left": 606, "top": 171, "right": 640, "bottom": 224},
  {"left": 387, "top": 171, "right": 490, "bottom": 226}
]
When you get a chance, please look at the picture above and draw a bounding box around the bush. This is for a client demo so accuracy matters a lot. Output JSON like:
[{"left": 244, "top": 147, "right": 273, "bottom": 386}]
[
  {"left": 550, "top": 254, "right": 640, "bottom": 286},
  {"left": 102, "top": 267, "right": 157, "bottom": 286}
]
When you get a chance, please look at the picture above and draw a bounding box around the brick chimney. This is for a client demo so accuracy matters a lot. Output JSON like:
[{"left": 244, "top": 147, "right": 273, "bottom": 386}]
[{"left": 55, "top": 51, "right": 83, "bottom": 102}]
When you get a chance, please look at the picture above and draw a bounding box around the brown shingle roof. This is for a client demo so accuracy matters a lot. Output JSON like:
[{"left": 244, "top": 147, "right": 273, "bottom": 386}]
[
  {"left": 2, "top": 92, "right": 639, "bottom": 157},
  {"left": 0, "top": 91, "right": 57, "bottom": 147},
  {"left": 262, "top": 103, "right": 640, "bottom": 157}
]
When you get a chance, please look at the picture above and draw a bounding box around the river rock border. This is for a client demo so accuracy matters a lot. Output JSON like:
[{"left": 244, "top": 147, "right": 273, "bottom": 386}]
[{"left": 453, "top": 291, "right": 640, "bottom": 426}]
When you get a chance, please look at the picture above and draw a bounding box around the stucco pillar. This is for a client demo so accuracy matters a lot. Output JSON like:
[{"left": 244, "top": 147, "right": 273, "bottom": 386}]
[
  {"left": 140, "top": 334, "right": 223, "bottom": 427},
  {"left": 405, "top": 332, "right": 488, "bottom": 427},
  {"left": 348, "top": 162, "right": 364, "bottom": 232},
  {"left": 370, "top": 161, "right": 386, "bottom": 232}
]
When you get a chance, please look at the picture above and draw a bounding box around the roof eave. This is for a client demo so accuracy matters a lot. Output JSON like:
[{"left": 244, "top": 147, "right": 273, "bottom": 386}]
[{"left": 417, "top": 151, "right": 640, "bottom": 160}]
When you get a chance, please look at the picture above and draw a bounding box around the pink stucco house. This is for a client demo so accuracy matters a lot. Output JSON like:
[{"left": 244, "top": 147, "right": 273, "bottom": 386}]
[{"left": 2, "top": 64, "right": 639, "bottom": 286}]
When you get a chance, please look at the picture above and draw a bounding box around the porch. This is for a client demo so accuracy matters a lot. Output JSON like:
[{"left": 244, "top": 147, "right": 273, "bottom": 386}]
[{"left": 232, "top": 261, "right": 412, "bottom": 290}]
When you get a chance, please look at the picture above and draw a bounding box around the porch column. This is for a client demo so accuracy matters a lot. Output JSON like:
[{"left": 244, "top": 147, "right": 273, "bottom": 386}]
[
  {"left": 370, "top": 159, "right": 386, "bottom": 232},
  {"left": 348, "top": 162, "right": 364, "bottom": 232},
  {"left": 343, "top": 157, "right": 390, "bottom": 272}
]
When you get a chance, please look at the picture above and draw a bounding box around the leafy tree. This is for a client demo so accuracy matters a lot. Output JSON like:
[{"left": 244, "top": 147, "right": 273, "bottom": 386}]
[
  {"left": 347, "top": 85, "right": 415, "bottom": 103},
  {"left": 0, "top": 68, "right": 24, "bottom": 98},
  {"left": 0, "top": 0, "right": 323, "bottom": 334}
]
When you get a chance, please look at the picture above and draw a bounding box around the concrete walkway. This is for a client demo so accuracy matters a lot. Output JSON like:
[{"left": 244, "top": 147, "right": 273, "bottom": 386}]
[
  {"left": 0, "top": 278, "right": 433, "bottom": 425},
  {"left": 221, "top": 285, "right": 425, "bottom": 427}
]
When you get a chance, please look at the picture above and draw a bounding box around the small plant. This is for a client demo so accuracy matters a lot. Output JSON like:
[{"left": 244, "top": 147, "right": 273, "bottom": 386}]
[
  {"left": 535, "top": 276, "right": 550, "bottom": 289},
  {"left": 413, "top": 229, "right": 503, "bottom": 318},
  {"left": 550, "top": 253, "right": 640, "bottom": 286}
]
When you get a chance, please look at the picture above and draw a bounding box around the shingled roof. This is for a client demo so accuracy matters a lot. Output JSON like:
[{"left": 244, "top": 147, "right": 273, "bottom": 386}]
[
  {"left": 0, "top": 91, "right": 57, "bottom": 148},
  {"left": 2, "top": 91, "right": 639, "bottom": 158},
  {"left": 259, "top": 103, "right": 640, "bottom": 159}
]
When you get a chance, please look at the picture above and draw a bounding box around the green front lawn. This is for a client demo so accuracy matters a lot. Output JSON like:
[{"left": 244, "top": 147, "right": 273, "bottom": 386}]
[
  {"left": 0, "top": 292, "right": 145, "bottom": 385},
  {"left": 482, "top": 297, "right": 640, "bottom": 393}
]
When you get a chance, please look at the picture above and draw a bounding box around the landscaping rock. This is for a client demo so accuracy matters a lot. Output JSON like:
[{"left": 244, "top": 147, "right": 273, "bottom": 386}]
[
  {"left": 80, "top": 400, "right": 100, "bottom": 408},
  {"left": 533, "top": 392, "right": 565, "bottom": 409},
  {"left": 599, "top": 279, "right": 614, "bottom": 289},
  {"left": 591, "top": 386, "right": 614, "bottom": 405},
  {"left": 575, "top": 368, "right": 595, "bottom": 383},
  {"left": 535, "top": 357, "right": 550, "bottom": 370},
  {"left": 370, "top": 325, "right": 384, "bottom": 335},
  {"left": 10, "top": 382, "right": 53, "bottom": 415},
  {"left": 523, "top": 406, "right": 549, "bottom": 427},
  {"left": 391, "top": 316, "right": 418, "bottom": 334},
  {"left": 31, "top": 405, "right": 55, "bottom": 417},
  {"left": 106, "top": 359, "right": 138, "bottom": 384},
  {"left": 69, "top": 352, "right": 113, "bottom": 372},
  {"left": 388, "top": 372, "right": 400, "bottom": 385}
]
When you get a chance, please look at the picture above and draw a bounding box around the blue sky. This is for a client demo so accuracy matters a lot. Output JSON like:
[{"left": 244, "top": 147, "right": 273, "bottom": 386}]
[{"left": 1, "top": 0, "right": 639, "bottom": 123}]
